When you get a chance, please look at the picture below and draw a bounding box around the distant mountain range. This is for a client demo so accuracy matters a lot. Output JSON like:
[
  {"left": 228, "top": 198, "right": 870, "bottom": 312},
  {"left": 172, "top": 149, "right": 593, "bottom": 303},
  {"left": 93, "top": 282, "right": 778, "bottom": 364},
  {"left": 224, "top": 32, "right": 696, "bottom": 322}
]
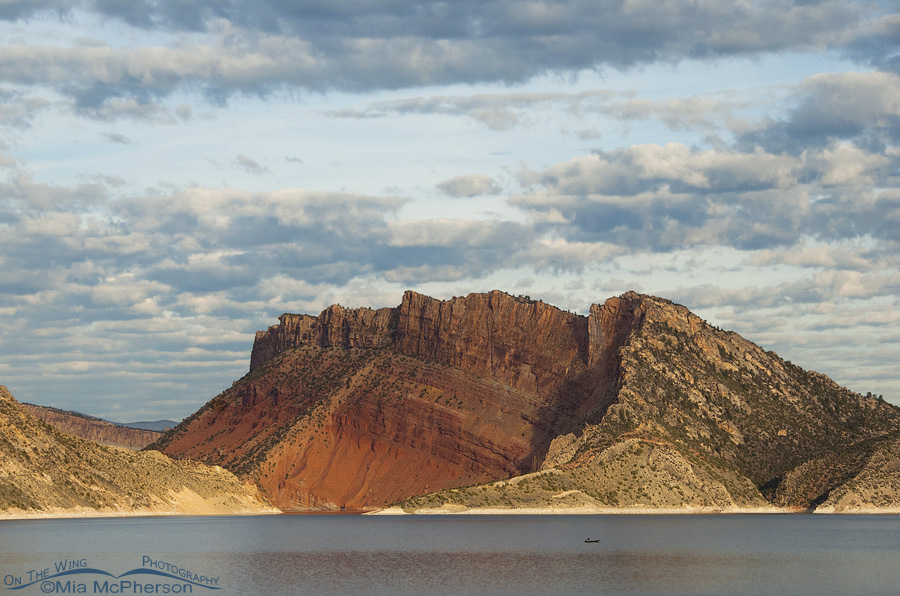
[
  {"left": 151, "top": 290, "right": 900, "bottom": 513},
  {"left": 22, "top": 404, "right": 176, "bottom": 449},
  {"left": 122, "top": 419, "right": 179, "bottom": 432}
]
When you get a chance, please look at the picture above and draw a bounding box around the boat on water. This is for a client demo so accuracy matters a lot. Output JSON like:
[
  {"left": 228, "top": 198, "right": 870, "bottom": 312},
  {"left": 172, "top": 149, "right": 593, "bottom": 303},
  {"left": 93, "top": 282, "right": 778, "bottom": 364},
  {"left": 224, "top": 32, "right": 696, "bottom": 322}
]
[{"left": 584, "top": 538, "right": 599, "bottom": 543}]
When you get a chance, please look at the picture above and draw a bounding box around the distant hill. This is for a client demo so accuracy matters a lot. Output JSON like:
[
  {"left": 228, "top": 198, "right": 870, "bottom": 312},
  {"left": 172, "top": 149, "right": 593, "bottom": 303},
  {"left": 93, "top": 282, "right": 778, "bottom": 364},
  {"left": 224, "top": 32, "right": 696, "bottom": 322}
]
[
  {"left": 122, "top": 420, "right": 179, "bottom": 432},
  {"left": 1, "top": 385, "right": 275, "bottom": 517},
  {"left": 22, "top": 404, "right": 163, "bottom": 449},
  {"left": 153, "top": 290, "right": 900, "bottom": 513}
]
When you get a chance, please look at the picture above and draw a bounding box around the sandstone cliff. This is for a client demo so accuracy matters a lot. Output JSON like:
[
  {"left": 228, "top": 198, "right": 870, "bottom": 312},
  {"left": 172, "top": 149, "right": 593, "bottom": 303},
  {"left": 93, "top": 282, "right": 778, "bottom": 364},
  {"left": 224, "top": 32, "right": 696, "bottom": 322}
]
[
  {"left": 155, "top": 290, "right": 900, "bottom": 512},
  {"left": 0, "top": 385, "right": 275, "bottom": 517},
  {"left": 403, "top": 294, "right": 900, "bottom": 512},
  {"left": 23, "top": 404, "right": 162, "bottom": 449}
]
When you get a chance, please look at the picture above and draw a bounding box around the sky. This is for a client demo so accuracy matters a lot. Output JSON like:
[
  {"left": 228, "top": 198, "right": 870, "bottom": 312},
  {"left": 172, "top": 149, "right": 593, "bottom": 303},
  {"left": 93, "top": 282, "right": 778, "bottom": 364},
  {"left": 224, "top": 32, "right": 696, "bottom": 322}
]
[{"left": 0, "top": 0, "right": 898, "bottom": 422}]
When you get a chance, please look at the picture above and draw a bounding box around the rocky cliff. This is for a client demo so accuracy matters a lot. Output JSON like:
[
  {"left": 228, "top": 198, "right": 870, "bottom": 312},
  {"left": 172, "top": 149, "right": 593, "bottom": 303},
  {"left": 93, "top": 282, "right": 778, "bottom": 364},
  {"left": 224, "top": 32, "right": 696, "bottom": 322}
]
[
  {"left": 0, "top": 385, "right": 275, "bottom": 517},
  {"left": 403, "top": 294, "right": 900, "bottom": 512},
  {"left": 155, "top": 290, "right": 900, "bottom": 512},
  {"left": 23, "top": 404, "right": 162, "bottom": 449}
]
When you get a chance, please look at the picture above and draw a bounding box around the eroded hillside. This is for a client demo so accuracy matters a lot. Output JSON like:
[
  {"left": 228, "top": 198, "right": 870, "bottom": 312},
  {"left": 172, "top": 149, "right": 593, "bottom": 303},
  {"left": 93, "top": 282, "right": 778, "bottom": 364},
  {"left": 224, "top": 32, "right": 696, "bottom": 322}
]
[{"left": 0, "top": 385, "right": 275, "bottom": 517}]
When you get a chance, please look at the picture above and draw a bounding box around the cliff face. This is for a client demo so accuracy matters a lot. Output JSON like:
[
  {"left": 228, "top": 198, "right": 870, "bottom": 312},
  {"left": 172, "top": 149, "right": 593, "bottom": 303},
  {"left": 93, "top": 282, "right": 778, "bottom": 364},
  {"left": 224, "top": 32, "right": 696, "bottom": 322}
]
[
  {"left": 394, "top": 291, "right": 589, "bottom": 397},
  {"left": 405, "top": 295, "right": 900, "bottom": 512},
  {"left": 23, "top": 404, "right": 162, "bottom": 449},
  {"left": 155, "top": 290, "right": 900, "bottom": 513},
  {"left": 156, "top": 291, "right": 641, "bottom": 510},
  {"left": 250, "top": 305, "right": 396, "bottom": 370},
  {"left": 0, "top": 385, "right": 275, "bottom": 516}
]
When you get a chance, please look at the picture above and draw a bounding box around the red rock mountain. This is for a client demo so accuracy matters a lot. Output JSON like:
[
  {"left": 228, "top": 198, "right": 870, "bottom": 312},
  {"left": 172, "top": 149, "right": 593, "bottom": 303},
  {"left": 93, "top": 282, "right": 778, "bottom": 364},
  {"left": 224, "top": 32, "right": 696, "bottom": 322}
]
[
  {"left": 153, "top": 290, "right": 900, "bottom": 512},
  {"left": 154, "top": 290, "right": 643, "bottom": 510}
]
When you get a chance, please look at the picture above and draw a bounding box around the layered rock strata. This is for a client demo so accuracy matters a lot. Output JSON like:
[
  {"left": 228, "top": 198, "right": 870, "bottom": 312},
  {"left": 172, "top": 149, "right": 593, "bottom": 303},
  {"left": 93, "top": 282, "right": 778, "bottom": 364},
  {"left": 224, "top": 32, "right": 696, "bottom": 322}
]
[
  {"left": 157, "top": 291, "right": 641, "bottom": 510},
  {"left": 156, "top": 290, "right": 900, "bottom": 513},
  {"left": 23, "top": 404, "right": 162, "bottom": 449}
]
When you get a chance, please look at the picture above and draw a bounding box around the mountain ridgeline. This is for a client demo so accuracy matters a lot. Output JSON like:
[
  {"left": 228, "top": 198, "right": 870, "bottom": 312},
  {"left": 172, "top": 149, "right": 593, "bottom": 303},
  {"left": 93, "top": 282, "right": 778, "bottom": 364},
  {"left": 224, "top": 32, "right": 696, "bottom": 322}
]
[
  {"left": 22, "top": 404, "right": 163, "bottom": 449},
  {"left": 153, "top": 290, "right": 900, "bottom": 512}
]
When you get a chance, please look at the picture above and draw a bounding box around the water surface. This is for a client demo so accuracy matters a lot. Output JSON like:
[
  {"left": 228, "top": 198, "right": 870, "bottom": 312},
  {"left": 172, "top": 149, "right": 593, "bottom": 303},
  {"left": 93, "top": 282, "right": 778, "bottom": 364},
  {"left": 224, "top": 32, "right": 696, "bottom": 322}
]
[{"left": 1, "top": 514, "right": 898, "bottom": 595}]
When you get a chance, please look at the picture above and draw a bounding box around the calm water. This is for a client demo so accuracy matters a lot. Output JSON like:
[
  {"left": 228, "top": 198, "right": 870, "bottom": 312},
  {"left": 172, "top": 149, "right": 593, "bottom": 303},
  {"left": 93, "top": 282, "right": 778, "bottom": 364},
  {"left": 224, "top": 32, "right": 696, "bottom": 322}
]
[{"left": 1, "top": 514, "right": 899, "bottom": 596}]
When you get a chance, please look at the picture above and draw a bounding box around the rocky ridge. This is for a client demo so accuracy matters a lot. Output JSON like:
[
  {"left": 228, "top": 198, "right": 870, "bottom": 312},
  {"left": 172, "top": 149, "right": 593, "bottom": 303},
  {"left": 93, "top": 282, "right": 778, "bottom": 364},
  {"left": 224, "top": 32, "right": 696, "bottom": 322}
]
[
  {"left": 154, "top": 290, "right": 900, "bottom": 513},
  {"left": 157, "top": 290, "right": 626, "bottom": 510},
  {"left": 403, "top": 294, "right": 900, "bottom": 512},
  {"left": 0, "top": 385, "right": 275, "bottom": 517},
  {"left": 23, "top": 404, "right": 162, "bottom": 449}
]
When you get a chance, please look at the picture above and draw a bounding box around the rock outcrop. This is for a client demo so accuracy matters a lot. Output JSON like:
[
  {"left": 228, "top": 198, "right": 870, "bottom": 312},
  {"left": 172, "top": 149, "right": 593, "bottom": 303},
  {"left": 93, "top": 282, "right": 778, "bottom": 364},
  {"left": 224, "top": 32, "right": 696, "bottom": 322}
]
[
  {"left": 23, "top": 404, "right": 162, "bottom": 449},
  {"left": 250, "top": 305, "right": 396, "bottom": 370},
  {"left": 403, "top": 294, "right": 900, "bottom": 512},
  {"left": 0, "top": 385, "right": 275, "bottom": 517},
  {"left": 154, "top": 290, "right": 900, "bottom": 513}
]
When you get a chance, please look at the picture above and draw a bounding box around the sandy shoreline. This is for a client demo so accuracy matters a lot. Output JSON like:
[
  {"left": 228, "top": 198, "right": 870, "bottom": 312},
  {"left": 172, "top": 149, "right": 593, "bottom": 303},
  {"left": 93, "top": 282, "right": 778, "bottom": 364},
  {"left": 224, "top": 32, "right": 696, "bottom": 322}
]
[
  {"left": 368, "top": 504, "right": 900, "bottom": 515},
  {"left": 6, "top": 504, "right": 900, "bottom": 520},
  {"left": 366, "top": 505, "right": 798, "bottom": 515}
]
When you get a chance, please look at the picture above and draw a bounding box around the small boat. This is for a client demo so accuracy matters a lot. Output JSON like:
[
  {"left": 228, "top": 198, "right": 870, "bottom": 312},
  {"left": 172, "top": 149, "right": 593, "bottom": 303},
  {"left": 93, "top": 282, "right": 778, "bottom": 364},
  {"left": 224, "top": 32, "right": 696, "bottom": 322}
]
[{"left": 584, "top": 538, "right": 599, "bottom": 543}]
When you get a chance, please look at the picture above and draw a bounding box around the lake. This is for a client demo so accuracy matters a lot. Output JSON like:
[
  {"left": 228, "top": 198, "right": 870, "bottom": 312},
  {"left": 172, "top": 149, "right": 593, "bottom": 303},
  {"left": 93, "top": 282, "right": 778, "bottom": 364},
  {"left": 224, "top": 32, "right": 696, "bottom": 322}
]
[{"left": 1, "top": 514, "right": 899, "bottom": 596}]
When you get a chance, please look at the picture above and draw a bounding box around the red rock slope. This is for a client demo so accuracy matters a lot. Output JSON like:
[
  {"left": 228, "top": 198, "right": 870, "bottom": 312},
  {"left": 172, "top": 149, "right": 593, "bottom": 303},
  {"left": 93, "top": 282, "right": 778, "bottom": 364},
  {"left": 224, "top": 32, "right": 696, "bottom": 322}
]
[
  {"left": 23, "top": 404, "right": 162, "bottom": 449},
  {"left": 154, "top": 290, "right": 644, "bottom": 511}
]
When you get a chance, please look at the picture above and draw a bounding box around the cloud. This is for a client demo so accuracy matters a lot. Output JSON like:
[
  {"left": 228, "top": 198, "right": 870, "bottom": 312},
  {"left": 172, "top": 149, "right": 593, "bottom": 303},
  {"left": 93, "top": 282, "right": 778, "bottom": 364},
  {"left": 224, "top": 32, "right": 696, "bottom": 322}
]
[
  {"left": 235, "top": 154, "right": 270, "bottom": 174},
  {"left": 436, "top": 174, "right": 502, "bottom": 197},
  {"left": 669, "top": 271, "right": 900, "bottom": 312},
  {"left": 511, "top": 141, "right": 899, "bottom": 251},
  {"left": 323, "top": 91, "right": 617, "bottom": 130},
  {"left": 0, "top": 182, "right": 564, "bottom": 313},
  {"left": 844, "top": 12, "right": 900, "bottom": 73},
  {"left": 0, "top": 1, "right": 889, "bottom": 118},
  {"left": 0, "top": 0, "right": 66, "bottom": 21},
  {"left": 604, "top": 95, "right": 746, "bottom": 133},
  {"left": 738, "top": 71, "right": 900, "bottom": 152},
  {"left": 747, "top": 242, "right": 882, "bottom": 271},
  {"left": 102, "top": 132, "right": 133, "bottom": 144},
  {"left": 0, "top": 172, "right": 110, "bottom": 211},
  {"left": 0, "top": 87, "right": 50, "bottom": 135}
]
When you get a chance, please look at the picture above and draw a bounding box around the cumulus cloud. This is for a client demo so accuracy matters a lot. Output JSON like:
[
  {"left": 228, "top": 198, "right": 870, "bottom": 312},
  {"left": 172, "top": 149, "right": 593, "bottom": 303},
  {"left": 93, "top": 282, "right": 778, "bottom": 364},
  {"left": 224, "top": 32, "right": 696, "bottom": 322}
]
[
  {"left": 738, "top": 71, "right": 900, "bottom": 152},
  {"left": 436, "top": 174, "right": 502, "bottom": 197},
  {"left": 1, "top": 182, "right": 555, "bottom": 318},
  {"left": 511, "top": 141, "right": 900, "bottom": 251}
]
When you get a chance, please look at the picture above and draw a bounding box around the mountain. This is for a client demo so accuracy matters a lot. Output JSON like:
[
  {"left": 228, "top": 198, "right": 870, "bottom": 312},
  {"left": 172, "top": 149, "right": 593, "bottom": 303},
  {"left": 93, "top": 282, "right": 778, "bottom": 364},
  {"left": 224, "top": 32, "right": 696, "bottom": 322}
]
[
  {"left": 123, "top": 420, "right": 178, "bottom": 432},
  {"left": 152, "top": 290, "right": 900, "bottom": 512},
  {"left": 0, "top": 385, "right": 275, "bottom": 517},
  {"left": 22, "top": 404, "right": 163, "bottom": 449}
]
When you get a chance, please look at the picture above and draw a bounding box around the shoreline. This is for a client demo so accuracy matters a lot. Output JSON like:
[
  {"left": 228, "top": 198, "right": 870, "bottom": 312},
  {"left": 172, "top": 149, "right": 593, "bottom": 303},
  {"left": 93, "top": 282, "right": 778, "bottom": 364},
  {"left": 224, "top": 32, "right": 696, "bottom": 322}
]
[
  {"left": 367, "top": 504, "right": 900, "bottom": 515},
  {"left": 367, "top": 505, "right": 795, "bottom": 515},
  {"left": 7, "top": 504, "right": 900, "bottom": 520},
  {"left": 0, "top": 507, "right": 281, "bottom": 521}
]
